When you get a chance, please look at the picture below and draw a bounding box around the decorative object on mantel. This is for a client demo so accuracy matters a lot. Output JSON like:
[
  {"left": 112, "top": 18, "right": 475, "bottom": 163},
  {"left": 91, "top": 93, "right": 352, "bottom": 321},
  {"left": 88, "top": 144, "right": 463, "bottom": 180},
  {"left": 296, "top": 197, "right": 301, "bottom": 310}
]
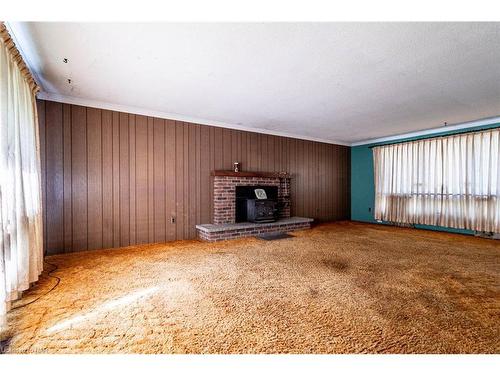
[{"left": 233, "top": 162, "right": 240, "bottom": 172}]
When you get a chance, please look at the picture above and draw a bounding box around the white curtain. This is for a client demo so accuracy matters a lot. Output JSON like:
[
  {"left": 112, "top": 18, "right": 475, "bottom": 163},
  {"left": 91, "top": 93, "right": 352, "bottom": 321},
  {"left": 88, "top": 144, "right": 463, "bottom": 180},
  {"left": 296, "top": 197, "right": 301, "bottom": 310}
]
[
  {"left": 0, "top": 32, "right": 44, "bottom": 328},
  {"left": 373, "top": 128, "right": 500, "bottom": 233}
]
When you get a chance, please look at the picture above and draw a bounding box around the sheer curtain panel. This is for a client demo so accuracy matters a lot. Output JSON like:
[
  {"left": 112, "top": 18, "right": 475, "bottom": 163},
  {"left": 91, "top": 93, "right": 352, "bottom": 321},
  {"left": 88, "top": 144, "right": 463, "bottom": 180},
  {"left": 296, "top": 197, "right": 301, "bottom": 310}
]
[
  {"left": 0, "top": 24, "right": 43, "bottom": 328},
  {"left": 373, "top": 128, "right": 500, "bottom": 233}
]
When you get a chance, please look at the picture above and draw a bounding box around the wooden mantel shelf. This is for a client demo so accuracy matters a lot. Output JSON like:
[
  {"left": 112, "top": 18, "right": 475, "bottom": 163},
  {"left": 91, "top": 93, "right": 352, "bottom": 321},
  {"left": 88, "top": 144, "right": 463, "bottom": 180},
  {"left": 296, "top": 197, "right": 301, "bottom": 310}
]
[{"left": 212, "top": 170, "right": 291, "bottom": 178}]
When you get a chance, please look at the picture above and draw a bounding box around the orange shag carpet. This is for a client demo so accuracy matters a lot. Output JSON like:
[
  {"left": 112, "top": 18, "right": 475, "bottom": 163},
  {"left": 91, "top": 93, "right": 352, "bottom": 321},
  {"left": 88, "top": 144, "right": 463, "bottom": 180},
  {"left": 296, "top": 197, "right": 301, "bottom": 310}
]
[{"left": 3, "top": 221, "right": 499, "bottom": 353}]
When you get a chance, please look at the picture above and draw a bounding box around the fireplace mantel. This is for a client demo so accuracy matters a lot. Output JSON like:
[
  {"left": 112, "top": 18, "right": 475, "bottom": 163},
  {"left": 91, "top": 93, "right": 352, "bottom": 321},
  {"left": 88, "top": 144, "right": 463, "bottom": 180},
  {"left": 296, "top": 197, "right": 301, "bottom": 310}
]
[{"left": 212, "top": 170, "right": 291, "bottom": 178}]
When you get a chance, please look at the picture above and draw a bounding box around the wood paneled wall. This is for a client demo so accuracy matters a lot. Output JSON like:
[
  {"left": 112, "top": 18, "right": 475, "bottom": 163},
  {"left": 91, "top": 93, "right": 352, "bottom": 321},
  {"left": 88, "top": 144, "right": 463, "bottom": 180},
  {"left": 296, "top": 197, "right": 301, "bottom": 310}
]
[{"left": 38, "top": 99, "right": 350, "bottom": 254}]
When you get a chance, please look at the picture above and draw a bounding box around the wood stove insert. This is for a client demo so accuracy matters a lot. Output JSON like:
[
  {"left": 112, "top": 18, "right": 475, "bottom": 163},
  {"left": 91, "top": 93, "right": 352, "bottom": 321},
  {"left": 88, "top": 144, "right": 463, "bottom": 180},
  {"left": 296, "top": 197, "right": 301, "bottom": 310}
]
[{"left": 235, "top": 186, "right": 278, "bottom": 223}]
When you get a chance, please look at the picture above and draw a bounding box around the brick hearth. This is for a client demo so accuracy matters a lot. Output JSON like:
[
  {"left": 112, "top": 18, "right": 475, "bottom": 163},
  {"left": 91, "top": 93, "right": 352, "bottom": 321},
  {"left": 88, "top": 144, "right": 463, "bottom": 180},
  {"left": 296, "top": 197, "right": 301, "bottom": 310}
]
[{"left": 196, "top": 217, "right": 313, "bottom": 242}]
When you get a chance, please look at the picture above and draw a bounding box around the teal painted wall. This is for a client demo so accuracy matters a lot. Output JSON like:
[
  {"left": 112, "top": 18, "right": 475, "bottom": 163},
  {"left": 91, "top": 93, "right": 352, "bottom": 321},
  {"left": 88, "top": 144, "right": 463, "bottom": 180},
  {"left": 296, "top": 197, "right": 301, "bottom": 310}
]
[{"left": 350, "top": 122, "right": 500, "bottom": 235}]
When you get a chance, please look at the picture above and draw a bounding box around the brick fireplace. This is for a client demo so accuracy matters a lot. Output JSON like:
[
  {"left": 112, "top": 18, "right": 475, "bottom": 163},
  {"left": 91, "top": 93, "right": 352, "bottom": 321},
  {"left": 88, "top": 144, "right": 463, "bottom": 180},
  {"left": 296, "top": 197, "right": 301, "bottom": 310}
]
[
  {"left": 212, "top": 171, "right": 291, "bottom": 224},
  {"left": 196, "top": 171, "right": 313, "bottom": 241}
]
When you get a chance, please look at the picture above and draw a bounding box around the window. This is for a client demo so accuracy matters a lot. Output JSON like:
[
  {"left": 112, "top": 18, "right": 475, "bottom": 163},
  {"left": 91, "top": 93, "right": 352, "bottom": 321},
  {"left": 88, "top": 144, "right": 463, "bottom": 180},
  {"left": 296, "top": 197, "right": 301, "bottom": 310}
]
[{"left": 373, "top": 128, "right": 500, "bottom": 233}]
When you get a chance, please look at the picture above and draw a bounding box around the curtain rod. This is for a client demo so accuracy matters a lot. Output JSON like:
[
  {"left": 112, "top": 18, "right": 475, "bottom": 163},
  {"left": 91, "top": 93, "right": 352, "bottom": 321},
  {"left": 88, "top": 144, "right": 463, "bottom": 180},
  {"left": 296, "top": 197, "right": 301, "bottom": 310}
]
[{"left": 368, "top": 125, "right": 500, "bottom": 149}]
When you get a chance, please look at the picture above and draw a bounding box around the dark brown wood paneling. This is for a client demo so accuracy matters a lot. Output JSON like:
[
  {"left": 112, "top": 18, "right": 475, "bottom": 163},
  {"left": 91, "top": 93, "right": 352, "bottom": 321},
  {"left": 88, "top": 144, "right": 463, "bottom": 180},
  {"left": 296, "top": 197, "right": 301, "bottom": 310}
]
[
  {"left": 101, "top": 110, "right": 113, "bottom": 249},
  {"left": 38, "top": 99, "right": 351, "bottom": 254},
  {"left": 44, "top": 101, "right": 64, "bottom": 254},
  {"left": 37, "top": 100, "right": 47, "bottom": 254},
  {"left": 175, "top": 121, "right": 185, "bottom": 240},
  {"left": 87, "top": 107, "right": 102, "bottom": 250},
  {"left": 112, "top": 112, "right": 120, "bottom": 248},
  {"left": 200, "top": 125, "right": 211, "bottom": 224},
  {"left": 129, "top": 114, "right": 136, "bottom": 245},
  {"left": 182, "top": 122, "right": 190, "bottom": 239},
  {"left": 71, "top": 105, "right": 88, "bottom": 252},
  {"left": 63, "top": 104, "right": 72, "bottom": 252},
  {"left": 153, "top": 117, "right": 166, "bottom": 243},
  {"left": 147, "top": 117, "right": 154, "bottom": 243},
  {"left": 188, "top": 124, "right": 197, "bottom": 238},
  {"left": 165, "top": 119, "right": 176, "bottom": 241},
  {"left": 119, "top": 112, "right": 130, "bottom": 247},
  {"left": 135, "top": 115, "right": 148, "bottom": 244}
]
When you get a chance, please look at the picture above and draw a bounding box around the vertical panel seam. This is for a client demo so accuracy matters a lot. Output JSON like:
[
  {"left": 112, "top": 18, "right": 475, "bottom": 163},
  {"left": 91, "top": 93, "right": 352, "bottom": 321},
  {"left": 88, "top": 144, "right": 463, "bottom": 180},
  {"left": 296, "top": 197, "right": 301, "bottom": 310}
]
[
  {"left": 166, "top": 120, "right": 169, "bottom": 240},
  {"left": 100, "top": 110, "right": 104, "bottom": 247},
  {"left": 85, "top": 107, "right": 88, "bottom": 250}
]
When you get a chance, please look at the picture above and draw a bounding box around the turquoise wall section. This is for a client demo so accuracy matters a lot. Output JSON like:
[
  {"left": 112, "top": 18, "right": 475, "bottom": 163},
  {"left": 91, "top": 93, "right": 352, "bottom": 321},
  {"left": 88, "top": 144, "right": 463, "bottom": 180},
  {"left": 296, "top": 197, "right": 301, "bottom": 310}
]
[{"left": 350, "top": 122, "right": 500, "bottom": 235}]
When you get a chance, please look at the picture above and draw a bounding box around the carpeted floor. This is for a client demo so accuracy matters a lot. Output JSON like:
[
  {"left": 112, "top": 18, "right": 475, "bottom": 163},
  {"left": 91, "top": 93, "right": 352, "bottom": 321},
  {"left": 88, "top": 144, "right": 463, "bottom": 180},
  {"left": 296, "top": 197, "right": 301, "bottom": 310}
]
[{"left": 2, "top": 221, "right": 499, "bottom": 354}]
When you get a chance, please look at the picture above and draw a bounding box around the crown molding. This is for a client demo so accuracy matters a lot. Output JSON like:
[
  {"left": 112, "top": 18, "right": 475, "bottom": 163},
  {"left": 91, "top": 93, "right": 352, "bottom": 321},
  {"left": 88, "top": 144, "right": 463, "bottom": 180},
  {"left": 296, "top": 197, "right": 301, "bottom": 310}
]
[
  {"left": 351, "top": 116, "right": 500, "bottom": 146},
  {"left": 35, "top": 93, "right": 500, "bottom": 149},
  {"left": 37, "top": 92, "right": 351, "bottom": 146}
]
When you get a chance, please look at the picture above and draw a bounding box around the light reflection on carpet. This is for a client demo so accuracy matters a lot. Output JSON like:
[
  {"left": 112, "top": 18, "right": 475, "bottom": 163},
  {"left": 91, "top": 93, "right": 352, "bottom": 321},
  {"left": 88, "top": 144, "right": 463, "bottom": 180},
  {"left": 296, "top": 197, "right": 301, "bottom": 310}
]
[{"left": 47, "top": 287, "right": 159, "bottom": 333}]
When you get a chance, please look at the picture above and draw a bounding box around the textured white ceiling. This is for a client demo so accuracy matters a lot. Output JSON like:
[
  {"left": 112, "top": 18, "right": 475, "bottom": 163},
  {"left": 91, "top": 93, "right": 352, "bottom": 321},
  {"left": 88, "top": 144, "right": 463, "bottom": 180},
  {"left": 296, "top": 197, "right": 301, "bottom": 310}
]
[{"left": 12, "top": 22, "right": 500, "bottom": 144}]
